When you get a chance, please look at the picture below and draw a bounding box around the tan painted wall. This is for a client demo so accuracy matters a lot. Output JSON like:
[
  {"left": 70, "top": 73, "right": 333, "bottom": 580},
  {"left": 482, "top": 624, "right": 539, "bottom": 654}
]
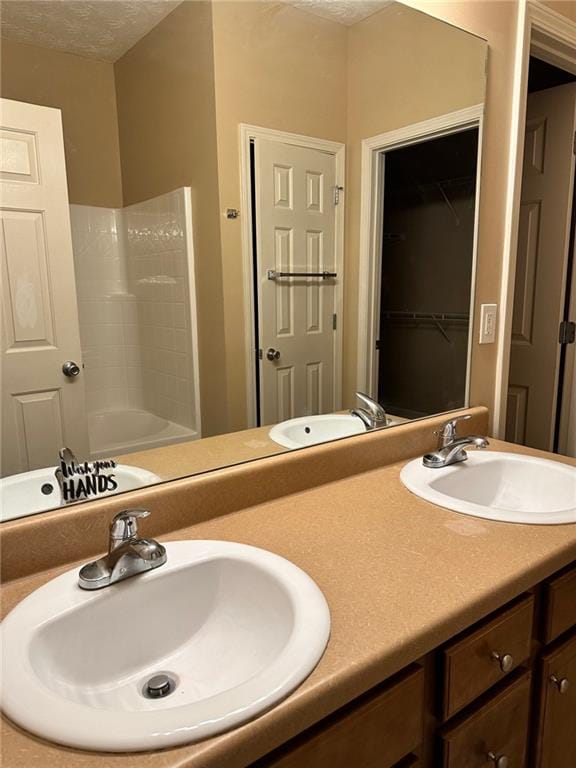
[
  {"left": 344, "top": 3, "right": 487, "bottom": 408},
  {"left": 114, "top": 1, "right": 229, "bottom": 437},
  {"left": 211, "top": 1, "right": 348, "bottom": 431},
  {"left": 0, "top": 38, "right": 123, "bottom": 208},
  {"left": 542, "top": 0, "right": 576, "bottom": 23}
]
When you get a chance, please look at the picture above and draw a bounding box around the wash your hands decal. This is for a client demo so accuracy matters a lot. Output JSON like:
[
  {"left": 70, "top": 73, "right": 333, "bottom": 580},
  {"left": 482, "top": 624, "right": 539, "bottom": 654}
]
[{"left": 55, "top": 448, "right": 118, "bottom": 503}]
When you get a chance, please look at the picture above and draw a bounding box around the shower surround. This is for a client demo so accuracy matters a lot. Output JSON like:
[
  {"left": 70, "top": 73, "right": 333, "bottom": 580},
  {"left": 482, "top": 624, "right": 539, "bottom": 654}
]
[{"left": 70, "top": 188, "right": 201, "bottom": 460}]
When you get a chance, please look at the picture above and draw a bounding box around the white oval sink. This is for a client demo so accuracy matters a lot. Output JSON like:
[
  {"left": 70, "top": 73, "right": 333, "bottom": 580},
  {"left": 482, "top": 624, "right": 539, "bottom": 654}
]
[
  {"left": 0, "top": 465, "right": 161, "bottom": 522},
  {"left": 269, "top": 413, "right": 371, "bottom": 449},
  {"left": 0, "top": 540, "right": 330, "bottom": 751},
  {"left": 401, "top": 451, "right": 576, "bottom": 525}
]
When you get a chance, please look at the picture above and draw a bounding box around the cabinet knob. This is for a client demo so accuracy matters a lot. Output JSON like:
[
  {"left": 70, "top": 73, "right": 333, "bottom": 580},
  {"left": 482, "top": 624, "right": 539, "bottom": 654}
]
[
  {"left": 487, "top": 751, "right": 509, "bottom": 768},
  {"left": 491, "top": 651, "right": 514, "bottom": 673},
  {"left": 550, "top": 675, "right": 569, "bottom": 694}
]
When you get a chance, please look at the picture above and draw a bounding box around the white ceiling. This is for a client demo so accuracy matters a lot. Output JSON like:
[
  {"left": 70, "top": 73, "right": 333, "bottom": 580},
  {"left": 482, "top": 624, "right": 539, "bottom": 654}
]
[
  {"left": 0, "top": 1, "right": 183, "bottom": 62},
  {"left": 0, "top": 0, "right": 395, "bottom": 63}
]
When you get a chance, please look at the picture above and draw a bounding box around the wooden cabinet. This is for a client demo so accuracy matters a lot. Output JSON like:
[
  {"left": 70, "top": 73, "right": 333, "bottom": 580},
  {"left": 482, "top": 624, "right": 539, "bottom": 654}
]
[
  {"left": 250, "top": 562, "right": 576, "bottom": 768},
  {"left": 441, "top": 595, "right": 534, "bottom": 719},
  {"left": 533, "top": 632, "right": 576, "bottom": 768},
  {"left": 441, "top": 672, "right": 531, "bottom": 768},
  {"left": 255, "top": 665, "right": 424, "bottom": 768}
]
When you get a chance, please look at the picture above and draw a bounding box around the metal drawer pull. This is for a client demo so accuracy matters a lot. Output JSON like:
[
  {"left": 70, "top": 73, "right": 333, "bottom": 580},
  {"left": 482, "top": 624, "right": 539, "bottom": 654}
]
[
  {"left": 267, "top": 269, "right": 337, "bottom": 280},
  {"left": 491, "top": 651, "right": 514, "bottom": 673},
  {"left": 487, "top": 752, "right": 509, "bottom": 768},
  {"left": 550, "top": 675, "right": 570, "bottom": 694}
]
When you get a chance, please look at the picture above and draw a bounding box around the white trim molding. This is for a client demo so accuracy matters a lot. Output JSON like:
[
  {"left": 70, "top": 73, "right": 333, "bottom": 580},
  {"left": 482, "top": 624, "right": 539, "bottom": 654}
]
[
  {"left": 183, "top": 187, "right": 203, "bottom": 438},
  {"left": 356, "top": 104, "right": 485, "bottom": 399},
  {"left": 239, "top": 124, "right": 345, "bottom": 427},
  {"left": 494, "top": 0, "right": 576, "bottom": 439}
]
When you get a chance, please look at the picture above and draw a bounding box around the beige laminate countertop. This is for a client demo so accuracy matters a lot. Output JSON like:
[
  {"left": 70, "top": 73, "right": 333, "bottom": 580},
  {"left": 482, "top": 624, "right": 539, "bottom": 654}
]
[
  {"left": 114, "top": 425, "right": 284, "bottom": 480},
  {"left": 2, "top": 439, "right": 576, "bottom": 768}
]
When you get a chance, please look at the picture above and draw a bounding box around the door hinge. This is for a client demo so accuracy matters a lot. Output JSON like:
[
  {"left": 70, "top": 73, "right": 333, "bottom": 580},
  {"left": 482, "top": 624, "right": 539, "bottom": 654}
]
[
  {"left": 559, "top": 320, "right": 576, "bottom": 345},
  {"left": 574, "top": 131, "right": 576, "bottom": 155},
  {"left": 333, "top": 185, "right": 344, "bottom": 205},
  {"left": 332, "top": 313, "right": 337, "bottom": 330},
  {"left": 375, "top": 339, "right": 382, "bottom": 350}
]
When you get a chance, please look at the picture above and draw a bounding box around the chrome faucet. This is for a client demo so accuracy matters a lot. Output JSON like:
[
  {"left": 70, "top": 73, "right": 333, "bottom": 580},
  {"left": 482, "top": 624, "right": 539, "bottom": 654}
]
[
  {"left": 78, "top": 509, "right": 167, "bottom": 590},
  {"left": 350, "top": 391, "right": 388, "bottom": 430},
  {"left": 423, "top": 414, "right": 489, "bottom": 468}
]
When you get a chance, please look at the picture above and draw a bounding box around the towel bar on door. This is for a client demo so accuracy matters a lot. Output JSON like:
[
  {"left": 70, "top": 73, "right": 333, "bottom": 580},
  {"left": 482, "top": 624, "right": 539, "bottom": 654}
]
[{"left": 267, "top": 269, "right": 337, "bottom": 280}]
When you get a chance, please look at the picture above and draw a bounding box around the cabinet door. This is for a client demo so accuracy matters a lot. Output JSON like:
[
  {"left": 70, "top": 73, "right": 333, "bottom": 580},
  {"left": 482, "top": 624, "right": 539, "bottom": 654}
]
[
  {"left": 255, "top": 666, "right": 424, "bottom": 768},
  {"left": 534, "top": 633, "right": 576, "bottom": 768},
  {"left": 441, "top": 672, "right": 531, "bottom": 768}
]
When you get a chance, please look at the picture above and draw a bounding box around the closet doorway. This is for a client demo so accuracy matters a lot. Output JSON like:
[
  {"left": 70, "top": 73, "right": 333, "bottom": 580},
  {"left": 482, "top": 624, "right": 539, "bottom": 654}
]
[{"left": 376, "top": 128, "right": 480, "bottom": 420}]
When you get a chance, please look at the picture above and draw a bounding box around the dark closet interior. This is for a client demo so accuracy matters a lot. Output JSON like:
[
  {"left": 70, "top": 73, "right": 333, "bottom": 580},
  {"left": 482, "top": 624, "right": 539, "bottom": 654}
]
[{"left": 377, "top": 128, "right": 479, "bottom": 419}]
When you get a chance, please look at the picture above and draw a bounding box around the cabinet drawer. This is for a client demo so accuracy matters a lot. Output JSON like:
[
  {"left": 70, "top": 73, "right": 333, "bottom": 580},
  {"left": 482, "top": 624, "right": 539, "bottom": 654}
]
[
  {"left": 542, "top": 563, "right": 576, "bottom": 643},
  {"left": 534, "top": 632, "right": 576, "bottom": 768},
  {"left": 441, "top": 672, "right": 531, "bottom": 768},
  {"left": 257, "top": 665, "right": 424, "bottom": 768},
  {"left": 442, "top": 594, "right": 534, "bottom": 719}
]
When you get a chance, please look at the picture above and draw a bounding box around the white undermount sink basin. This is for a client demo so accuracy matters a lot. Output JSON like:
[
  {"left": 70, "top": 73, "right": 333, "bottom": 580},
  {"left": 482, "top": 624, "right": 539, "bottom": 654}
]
[
  {"left": 0, "top": 540, "right": 330, "bottom": 752},
  {"left": 0, "top": 464, "right": 161, "bottom": 522},
  {"left": 401, "top": 451, "right": 576, "bottom": 525}
]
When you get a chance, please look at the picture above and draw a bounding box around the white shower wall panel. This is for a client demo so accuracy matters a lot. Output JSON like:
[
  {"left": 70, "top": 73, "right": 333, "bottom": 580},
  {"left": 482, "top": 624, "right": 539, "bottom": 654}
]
[
  {"left": 70, "top": 205, "right": 144, "bottom": 414},
  {"left": 124, "top": 189, "right": 200, "bottom": 434},
  {"left": 70, "top": 188, "right": 201, "bottom": 457}
]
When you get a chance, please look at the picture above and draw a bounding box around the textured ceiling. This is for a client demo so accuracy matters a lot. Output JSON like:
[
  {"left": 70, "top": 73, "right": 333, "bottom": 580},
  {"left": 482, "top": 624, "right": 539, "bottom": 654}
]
[
  {"left": 283, "top": 0, "right": 394, "bottom": 25},
  {"left": 0, "top": 1, "right": 183, "bottom": 62},
  {"left": 0, "top": 0, "right": 395, "bottom": 63}
]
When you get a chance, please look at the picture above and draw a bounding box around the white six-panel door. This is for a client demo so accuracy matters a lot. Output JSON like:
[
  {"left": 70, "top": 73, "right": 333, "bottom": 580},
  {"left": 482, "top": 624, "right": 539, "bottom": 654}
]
[
  {"left": 254, "top": 138, "right": 339, "bottom": 426},
  {"left": 1, "top": 98, "right": 89, "bottom": 476},
  {"left": 507, "top": 83, "right": 576, "bottom": 451}
]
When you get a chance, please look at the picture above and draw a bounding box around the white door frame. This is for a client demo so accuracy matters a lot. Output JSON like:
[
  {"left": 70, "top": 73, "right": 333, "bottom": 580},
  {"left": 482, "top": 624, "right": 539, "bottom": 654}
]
[
  {"left": 494, "top": 0, "right": 576, "bottom": 438},
  {"left": 239, "top": 124, "right": 345, "bottom": 428},
  {"left": 356, "top": 104, "right": 485, "bottom": 400}
]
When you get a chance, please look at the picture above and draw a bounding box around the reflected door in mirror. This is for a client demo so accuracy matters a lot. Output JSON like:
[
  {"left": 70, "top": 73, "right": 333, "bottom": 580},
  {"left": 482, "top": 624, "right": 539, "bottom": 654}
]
[{"left": 254, "top": 137, "right": 340, "bottom": 426}]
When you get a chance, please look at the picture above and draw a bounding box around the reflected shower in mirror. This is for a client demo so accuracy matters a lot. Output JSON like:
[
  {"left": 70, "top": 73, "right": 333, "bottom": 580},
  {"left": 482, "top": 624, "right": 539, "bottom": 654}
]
[{"left": 0, "top": 0, "right": 487, "bottom": 520}]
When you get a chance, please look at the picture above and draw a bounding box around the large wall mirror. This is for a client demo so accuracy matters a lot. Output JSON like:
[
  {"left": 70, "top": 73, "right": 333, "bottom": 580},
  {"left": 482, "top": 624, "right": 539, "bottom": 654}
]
[{"left": 0, "top": 0, "right": 487, "bottom": 521}]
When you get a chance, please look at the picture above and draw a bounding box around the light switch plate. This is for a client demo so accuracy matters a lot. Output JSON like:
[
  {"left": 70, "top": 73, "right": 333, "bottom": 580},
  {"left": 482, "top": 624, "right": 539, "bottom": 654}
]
[{"left": 479, "top": 303, "right": 497, "bottom": 344}]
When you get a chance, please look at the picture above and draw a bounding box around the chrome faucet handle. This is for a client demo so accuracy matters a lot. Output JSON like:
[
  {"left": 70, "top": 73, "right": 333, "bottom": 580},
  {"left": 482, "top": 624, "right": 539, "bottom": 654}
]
[
  {"left": 109, "top": 509, "right": 150, "bottom": 550},
  {"left": 355, "top": 392, "right": 387, "bottom": 422},
  {"left": 58, "top": 446, "right": 78, "bottom": 465},
  {"left": 435, "top": 414, "right": 471, "bottom": 448}
]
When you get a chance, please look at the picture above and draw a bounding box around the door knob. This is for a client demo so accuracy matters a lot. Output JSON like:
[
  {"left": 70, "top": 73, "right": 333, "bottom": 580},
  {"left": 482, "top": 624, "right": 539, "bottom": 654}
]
[
  {"left": 62, "top": 361, "right": 81, "bottom": 377},
  {"left": 266, "top": 348, "right": 281, "bottom": 361}
]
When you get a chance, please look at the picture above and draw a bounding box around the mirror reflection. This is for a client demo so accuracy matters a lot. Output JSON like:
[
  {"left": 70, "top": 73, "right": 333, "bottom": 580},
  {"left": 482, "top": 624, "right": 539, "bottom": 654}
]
[{"left": 0, "top": 0, "right": 487, "bottom": 520}]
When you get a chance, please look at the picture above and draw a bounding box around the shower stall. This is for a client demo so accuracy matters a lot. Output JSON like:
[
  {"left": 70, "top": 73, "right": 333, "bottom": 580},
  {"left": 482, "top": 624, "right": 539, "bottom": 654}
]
[{"left": 70, "top": 187, "right": 201, "bottom": 459}]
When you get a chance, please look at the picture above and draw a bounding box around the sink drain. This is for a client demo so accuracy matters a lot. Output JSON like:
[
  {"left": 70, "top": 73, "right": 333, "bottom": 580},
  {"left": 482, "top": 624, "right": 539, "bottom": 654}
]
[{"left": 142, "top": 673, "right": 176, "bottom": 699}]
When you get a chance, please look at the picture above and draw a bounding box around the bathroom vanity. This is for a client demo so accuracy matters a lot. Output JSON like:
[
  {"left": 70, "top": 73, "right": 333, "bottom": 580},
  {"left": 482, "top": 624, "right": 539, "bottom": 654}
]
[
  {"left": 250, "top": 569, "right": 576, "bottom": 768},
  {"left": 1, "top": 408, "right": 575, "bottom": 767}
]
